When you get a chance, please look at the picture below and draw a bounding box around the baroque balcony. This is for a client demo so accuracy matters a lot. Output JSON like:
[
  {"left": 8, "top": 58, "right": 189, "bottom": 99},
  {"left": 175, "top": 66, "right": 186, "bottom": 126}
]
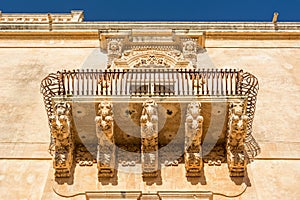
[{"left": 41, "top": 68, "right": 260, "bottom": 181}]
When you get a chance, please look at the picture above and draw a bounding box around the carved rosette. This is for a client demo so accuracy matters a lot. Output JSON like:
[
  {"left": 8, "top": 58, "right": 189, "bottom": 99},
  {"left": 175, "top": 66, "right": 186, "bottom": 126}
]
[
  {"left": 50, "top": 101, "right": 74, "bottom": 178},
  {"left": 95, "top": 101, "right": 115, "bottom": 178},
  {"left": 185, "top": 102, "right": 203, "bottom": 176},
  {"left": 227, "top": 100, "right": 248, "bottom": 177},
  {"left": 140, "top": 99, "right": 159, "bottom": 177}
]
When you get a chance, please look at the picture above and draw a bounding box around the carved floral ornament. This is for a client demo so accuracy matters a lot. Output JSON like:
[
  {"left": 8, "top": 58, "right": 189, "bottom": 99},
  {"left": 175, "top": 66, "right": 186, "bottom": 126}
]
[
  {"left": 112, "top": 50, "right": 192, "bottom": 69},
  {"left": 99, "top": 31, "right": 206, "bottom": 69}
]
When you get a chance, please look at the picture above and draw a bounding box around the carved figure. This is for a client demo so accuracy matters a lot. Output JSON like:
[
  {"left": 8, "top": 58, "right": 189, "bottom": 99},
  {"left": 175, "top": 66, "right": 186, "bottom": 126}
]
[
  {"left": 107, "top": 39, "right": 123, "bottom": 68},
  {"left": 50, "top": 102, "right": 73, "bottom": 178},
  {"left": 185, "top": 102, "right": 203, "bottom": 176},
  {"left": 95, "top": 101, "right": 115, "bottom": 178},
  {"left": 185, "top": 102, "right": 203, "bottom": 151},
  {"left": 95, "top": 101, "right": 114, "bottom": 143},
  {"left": 140, "top": 99, "right": 158, "bottom": 177},
  {"left": 182, "top": 40, "right": 198, "bottom": 67},
  {"left": 227, "top": 100, "right": 248, "bottom": 176},
  {"left": 140, "top": 99, "right": 158, "bottom": 124}
]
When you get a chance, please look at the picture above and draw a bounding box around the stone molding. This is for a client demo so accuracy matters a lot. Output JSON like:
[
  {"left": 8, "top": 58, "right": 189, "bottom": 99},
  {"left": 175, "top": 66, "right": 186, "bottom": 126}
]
[{"left": 0, "top": 10, "right": 84, "bottom": 23}]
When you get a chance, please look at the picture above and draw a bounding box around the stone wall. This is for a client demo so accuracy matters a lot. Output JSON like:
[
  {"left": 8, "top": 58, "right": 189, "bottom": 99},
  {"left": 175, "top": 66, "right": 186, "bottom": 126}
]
[{"left": 0, "top": 21, "right": 299, "bottom": 199}]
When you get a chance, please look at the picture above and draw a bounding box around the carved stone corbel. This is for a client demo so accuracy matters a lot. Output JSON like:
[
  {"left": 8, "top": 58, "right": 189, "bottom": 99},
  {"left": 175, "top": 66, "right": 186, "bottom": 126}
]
[
  {"left": 182, "top": 39, "right": 199, "bottom": 68},
  {"left": 185, "top": 102, "right": 203, "bottom": 176},
  {"left": 140, "top": 99, "right": 159, "bottom": 177},
  {"left": 227, "top": 100, "right": 248, "bottom": 177},
  {"left": 107, "top": 39, "right": 123, "bottom": 68},
  {"left": 95, "top": 101, "right": 115, "bottom": 178},
  {"left": 50, "top": 101, "right": 74, "bottom": 178}
]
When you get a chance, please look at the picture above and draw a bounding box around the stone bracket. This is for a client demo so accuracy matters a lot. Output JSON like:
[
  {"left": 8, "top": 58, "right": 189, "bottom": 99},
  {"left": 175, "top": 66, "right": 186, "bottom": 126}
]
[
  {"left": 140, "top": 99, "right": 159, "bottom": 177},
  {"left": 185, "top": 102, "right": 203, "bottom": 176},
  {"left": 95, "top": 101, "right": 115, "bottom": 178},
  {"left": 227, "top": 100, "right": 248, "bottom": 177},
  {"left": 50, "top": 101, "right": 74, "bottom": 178}
]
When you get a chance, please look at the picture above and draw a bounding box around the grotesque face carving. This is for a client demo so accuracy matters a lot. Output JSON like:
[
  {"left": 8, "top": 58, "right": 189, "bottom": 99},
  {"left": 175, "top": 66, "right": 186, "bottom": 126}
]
[
  {"left": 187, "top": 102, "right": 201, "bottom": 119},
  {"left": 55, "top": 153, "right": 67, "bottom": 167},
  {"left": 184, "top": 41, "right": 196, "bottom": 52},
  {"left": 143, "top": 99, "right": 157, "bottom": 115},
  {"left": 185, "top": 153, "right": 202, "bottom": 167},
  {"left": 98, "top": 101, "right": 112, "bottom": 117},
  {"left": 230, "top": 100, "right": 245, "bottom": 116},
  {"left": 55, "top": 102, "right": 70, "bottom": 116},
  {"left": 108, "top": 40, "right": 121, "bottom": 54}
]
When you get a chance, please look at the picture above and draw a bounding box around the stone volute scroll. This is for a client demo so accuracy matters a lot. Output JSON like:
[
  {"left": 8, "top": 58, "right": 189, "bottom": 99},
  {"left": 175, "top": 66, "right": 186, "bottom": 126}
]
[
  {"left": 185, "top": 101, "right": 204, "bottom": 177},
  {"left": 95, "top": 100, "right": 116, "bottom": 178},
  {"left": 227, "top": 100, "right": 248, "bottom": 177},
  {"left": 49, "top": 101, "right": 74, "bottom": 178},
  {"left": 140, "top": 99, "right": 159, "bottom": 177}
]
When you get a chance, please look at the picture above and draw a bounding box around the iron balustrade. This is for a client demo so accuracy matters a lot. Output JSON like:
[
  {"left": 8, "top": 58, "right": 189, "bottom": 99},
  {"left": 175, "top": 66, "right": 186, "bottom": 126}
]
[
  {"left": 41, "top": 68, "right": 260, "bottom": 158},
  {"left": 57, "top": 68, "right": 243, "bottom": 97}
]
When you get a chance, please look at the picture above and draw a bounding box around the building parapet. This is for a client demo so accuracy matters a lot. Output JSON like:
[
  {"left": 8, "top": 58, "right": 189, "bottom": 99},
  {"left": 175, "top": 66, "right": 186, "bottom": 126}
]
[{"left": 0, "top": 10, "right": 84, "bottom": 23}]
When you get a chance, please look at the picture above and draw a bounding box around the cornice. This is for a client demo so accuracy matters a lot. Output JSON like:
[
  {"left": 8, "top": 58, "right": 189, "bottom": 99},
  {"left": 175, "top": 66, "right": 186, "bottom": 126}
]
[{"left": 0, "top": 21, "right": 299, "bottom": 40}]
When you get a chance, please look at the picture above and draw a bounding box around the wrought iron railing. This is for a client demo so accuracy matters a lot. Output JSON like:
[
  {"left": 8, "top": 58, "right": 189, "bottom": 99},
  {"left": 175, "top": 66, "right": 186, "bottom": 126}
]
[
  {"left": 57, "top": 69, "right": 243, "bottom": 97},
  {"left": 40, "top": 68, "right": 260, "bottom": 158}
]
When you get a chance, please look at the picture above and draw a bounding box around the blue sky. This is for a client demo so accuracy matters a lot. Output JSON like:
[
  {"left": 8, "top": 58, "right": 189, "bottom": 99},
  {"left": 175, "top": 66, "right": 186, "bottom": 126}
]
[{"left": 0, "top": 0, "right": 299, "bottom": 22}]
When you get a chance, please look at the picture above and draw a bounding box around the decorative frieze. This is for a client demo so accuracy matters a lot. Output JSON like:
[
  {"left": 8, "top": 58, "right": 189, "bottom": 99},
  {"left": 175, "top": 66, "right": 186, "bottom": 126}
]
[
  {"left": 113, "top": 49, "right": 191, "bottom": 69},
  {"left": 185, "top": 102, "right": 203, "bottom": 176},
  {"left": 49, "top": 102, "right": 74, "bottom": 178},
  {"left": 227, "top": 100, "right": 248, "bottom": 177},
  {"left": 140, "top": 99, "right": 159, "bottom": 177},
  {"left": 95, "top": 101, "right": 116, "bottom": 178},
  {"left": 99, "top": 31, "right": 205, "bottom": 69}
]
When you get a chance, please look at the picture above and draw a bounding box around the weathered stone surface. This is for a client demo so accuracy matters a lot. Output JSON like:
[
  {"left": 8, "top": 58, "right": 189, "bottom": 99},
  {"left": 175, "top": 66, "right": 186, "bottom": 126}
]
[{"left": 0, "top": 13, "right": 299, "bottom": 199}]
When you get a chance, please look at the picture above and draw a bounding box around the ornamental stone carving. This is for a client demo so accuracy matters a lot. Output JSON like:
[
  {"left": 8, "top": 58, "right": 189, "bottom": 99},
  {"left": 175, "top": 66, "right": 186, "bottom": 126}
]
[
  {"left": 95, "top": 101, "right": 115, "bottom": 177},
  {"left": 140, "top": 99, "right": 159, "bottom": 177},
  {"left": 107, "top": 39, "right": 123, "bottom": 68},
  {"left": 112, "top": 50, "right": 191, "bottom": 69},
  {"left": 227, "top": 100, "right": 248, "bottom": 177},
  {"left": 203, "top": 145, "right": 226, "bottom": 166},
  {"left": 185, "top": 152, "right": 202, "bottom": 177},
  {"left": 182, "top": 39, "right": 199, "bottom": 67},
  {"left": 185, "top": 102, "right": 203, "bottom": 176},
  {"left": 99, "top": 31, "right": 206, "bottom": 69},
  {"left": 49, "top": 101, "right": 74, "bottom": 178}
]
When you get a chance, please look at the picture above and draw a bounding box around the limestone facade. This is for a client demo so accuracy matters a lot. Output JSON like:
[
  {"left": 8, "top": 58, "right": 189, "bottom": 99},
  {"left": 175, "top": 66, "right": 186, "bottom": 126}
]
[{"left": 0, "top": 11, "right": 299, "bottom": 200}]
